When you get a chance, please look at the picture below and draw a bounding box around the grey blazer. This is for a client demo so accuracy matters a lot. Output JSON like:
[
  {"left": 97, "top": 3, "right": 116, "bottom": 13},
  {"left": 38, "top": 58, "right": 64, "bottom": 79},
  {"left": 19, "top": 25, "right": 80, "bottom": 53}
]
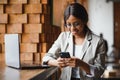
[{"left": 42, "top": 31, "right": 106, "bottom": 80}]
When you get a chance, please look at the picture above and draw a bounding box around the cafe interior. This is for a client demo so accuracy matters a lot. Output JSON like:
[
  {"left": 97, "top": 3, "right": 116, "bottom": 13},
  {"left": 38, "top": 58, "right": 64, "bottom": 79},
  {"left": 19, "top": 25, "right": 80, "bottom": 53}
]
[{"left": 0, "top": 0, "right": 120, "bottom": 80}]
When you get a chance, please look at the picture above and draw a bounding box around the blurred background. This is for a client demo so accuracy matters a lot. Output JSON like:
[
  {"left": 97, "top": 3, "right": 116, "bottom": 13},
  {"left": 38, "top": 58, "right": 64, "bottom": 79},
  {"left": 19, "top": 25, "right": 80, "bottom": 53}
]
[{"left": 0, "top": 0, "right": 120, "bottom": 79}]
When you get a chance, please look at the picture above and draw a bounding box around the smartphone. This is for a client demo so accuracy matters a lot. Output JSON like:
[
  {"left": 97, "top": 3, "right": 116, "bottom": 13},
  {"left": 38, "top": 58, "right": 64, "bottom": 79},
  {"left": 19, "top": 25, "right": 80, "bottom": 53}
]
[{"left": 59, "top": 52, "right": 70, "bottom": 58}]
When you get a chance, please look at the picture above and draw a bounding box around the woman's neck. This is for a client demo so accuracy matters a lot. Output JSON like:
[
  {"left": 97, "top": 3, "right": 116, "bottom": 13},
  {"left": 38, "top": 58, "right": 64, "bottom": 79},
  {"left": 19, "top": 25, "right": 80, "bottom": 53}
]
[
  {"left": 74, "top": 33, "right": 86, "bottom": 45},
  {"left": 74, "top": 31, "right": 86, "bottom": 38}
]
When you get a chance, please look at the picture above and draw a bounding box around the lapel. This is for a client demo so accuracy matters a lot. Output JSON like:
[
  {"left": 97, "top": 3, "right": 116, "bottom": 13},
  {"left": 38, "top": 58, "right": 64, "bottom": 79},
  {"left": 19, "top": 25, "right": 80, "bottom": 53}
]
[
  {"left": 62, "top": 32, "right": 71, "bottom": 52},
  {"left": 63, "top": 31, "right": 92, "bottom": 59},
  {"left": 66, "top": 33, "right": 74, "bottom": 57},
  {"left": 81, "top": 32, "right": 92, "bottom": 60},
  {"left": 69, "top": 33, "right": 74, "bottom": 56}
]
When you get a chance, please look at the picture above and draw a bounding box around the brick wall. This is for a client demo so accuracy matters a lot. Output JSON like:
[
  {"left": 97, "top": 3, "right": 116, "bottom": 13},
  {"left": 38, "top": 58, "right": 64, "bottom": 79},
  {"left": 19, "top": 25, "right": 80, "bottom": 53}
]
[
  {"left": 0, "top": 0, "right": 61, "bottom": 63},
  {"left": 0, "top": 0, "right": 87, "bottom": 63}
]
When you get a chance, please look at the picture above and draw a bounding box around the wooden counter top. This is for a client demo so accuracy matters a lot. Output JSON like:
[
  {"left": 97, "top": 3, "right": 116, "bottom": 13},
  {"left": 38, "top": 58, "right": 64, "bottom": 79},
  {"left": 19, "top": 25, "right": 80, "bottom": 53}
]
[
  {"left": 0, "top": 54, "right": 58, "bottom": 80},
  {"left": 1, "top": 53, "right": 120, "bottom": 80}
]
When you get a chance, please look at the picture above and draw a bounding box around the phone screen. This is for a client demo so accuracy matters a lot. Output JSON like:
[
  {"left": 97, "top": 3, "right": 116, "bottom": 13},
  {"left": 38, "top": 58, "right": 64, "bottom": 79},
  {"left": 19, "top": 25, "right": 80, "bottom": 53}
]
[{"left": 60, "top": 52, "right": 70, "bottom": 58}]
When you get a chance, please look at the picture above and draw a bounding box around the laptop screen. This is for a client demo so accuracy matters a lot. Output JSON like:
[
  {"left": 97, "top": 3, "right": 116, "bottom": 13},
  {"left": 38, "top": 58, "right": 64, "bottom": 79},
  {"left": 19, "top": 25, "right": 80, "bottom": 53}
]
[{"left": 4, "top": 34, "right": 20, "bottom": 68}]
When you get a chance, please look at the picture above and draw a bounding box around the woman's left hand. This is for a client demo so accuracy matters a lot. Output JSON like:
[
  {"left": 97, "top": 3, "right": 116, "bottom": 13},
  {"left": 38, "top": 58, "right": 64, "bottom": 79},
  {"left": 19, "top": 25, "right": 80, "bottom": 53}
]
[
  {"left": 64, "top": 57, "right": 91, "bottom": 74},
  {"left": 65, "top": 57, "right": 83, "bottom": 67}
]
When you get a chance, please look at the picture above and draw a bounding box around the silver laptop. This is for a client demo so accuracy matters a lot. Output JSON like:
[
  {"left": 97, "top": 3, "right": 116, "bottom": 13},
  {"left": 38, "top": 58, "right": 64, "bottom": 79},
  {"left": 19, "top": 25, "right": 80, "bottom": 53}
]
[{"left": 4, "top": 34, "right": 49, "bottom": 69}]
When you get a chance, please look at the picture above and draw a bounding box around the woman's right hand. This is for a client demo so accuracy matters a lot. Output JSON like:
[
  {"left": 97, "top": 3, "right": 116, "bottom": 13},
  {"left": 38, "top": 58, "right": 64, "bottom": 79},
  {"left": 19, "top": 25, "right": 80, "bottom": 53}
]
[
  {"left": 47, "top": 57, "right": 69, "bottom": 68},
  {"left": 57, "top": 57, "right": 70, "bottom": 68}
]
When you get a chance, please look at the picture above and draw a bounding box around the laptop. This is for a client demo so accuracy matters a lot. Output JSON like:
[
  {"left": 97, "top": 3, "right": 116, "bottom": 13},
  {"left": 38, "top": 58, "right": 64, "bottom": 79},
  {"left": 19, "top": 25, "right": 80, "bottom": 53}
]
[{"left": 4, "top": 34, "right": 49, "bottom": 69}]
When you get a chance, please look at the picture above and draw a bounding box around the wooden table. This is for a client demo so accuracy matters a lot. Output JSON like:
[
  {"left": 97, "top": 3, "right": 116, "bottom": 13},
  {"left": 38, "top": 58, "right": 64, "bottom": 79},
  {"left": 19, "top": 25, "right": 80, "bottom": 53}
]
[
  {"left": 102, "top": 63, "right": 120, "bottom": 79},
  {"left": 1, "top": 53, "right": 120, "bottom": 80},
  {"left": 0, "top": 54, "right": 58, "bottom": 80}
]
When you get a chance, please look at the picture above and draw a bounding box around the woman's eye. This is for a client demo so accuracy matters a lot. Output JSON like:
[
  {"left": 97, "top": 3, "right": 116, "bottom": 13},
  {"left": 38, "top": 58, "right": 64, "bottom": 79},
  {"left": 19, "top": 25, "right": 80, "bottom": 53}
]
[
  {"left": 66, "top": 23, "right": 71, "bottom": 27},
  {"left": 66, "top": 22, "right": 81, "bottom": 27},
  {"left": 74, "top": 22, "right": 80, "bottom": 26}
]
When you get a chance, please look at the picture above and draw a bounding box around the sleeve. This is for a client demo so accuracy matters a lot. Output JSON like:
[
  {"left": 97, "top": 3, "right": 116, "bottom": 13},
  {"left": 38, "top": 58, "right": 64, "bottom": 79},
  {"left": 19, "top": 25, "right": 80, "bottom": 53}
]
[
  {"left": 42, "top": 32, "right": 67, "bottom": 64},
  {"left": 87, "top": 38, "right": 106, "bottom": 78}
]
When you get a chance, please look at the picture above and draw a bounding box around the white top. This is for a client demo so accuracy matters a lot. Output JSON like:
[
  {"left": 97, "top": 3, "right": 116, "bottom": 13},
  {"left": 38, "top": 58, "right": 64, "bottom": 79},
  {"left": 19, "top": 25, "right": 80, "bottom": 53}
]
[{"left": 72, "top": 44, "right": 83, "bottom": 78}]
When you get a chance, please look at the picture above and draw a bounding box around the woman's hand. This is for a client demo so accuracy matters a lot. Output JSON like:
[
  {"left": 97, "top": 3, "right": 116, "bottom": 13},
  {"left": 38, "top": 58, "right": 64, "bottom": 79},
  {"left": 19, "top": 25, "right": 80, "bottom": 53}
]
[
  {"left": 57, "top": 57, "right": 70, "bottom": 68},
  {"left": 67, "top": 57, "right": 82, "bottom": 67},
  {"left": 47, "top": 57, "right": 70, "bottom": 68},
  {"left": 48, "top": 57, "right": 90, "bottom": 74},
  {"left": 48, "top": 57, "right": 84, "bottom": 68},
  {"left": 68, "top": 57, "right": 91, "bottom": 74},
  {"left": 57, "top": 57, "right": 83, "bottom": 68}
]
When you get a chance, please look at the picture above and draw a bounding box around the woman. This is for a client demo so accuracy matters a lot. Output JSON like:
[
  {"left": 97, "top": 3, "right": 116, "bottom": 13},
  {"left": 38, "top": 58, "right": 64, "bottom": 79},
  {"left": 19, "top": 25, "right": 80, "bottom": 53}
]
[{"left": 42, "top": 3, "right": 106, "bottom": 80}]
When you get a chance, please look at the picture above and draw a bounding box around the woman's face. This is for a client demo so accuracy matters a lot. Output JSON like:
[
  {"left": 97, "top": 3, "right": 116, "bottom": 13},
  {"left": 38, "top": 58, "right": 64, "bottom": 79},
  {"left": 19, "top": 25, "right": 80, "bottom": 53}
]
[{"left": 66, "top": 15, "right": 84, "bottom": 37}]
